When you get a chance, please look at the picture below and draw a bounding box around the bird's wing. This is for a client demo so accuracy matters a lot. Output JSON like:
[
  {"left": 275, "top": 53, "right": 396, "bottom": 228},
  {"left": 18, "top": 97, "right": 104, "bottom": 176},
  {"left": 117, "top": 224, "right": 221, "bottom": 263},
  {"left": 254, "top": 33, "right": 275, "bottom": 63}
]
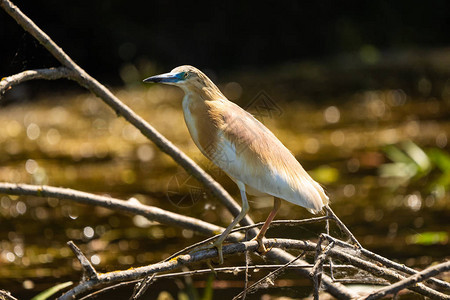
[{"left": 206, "top": 99, "right": 329, "bottom": 213}]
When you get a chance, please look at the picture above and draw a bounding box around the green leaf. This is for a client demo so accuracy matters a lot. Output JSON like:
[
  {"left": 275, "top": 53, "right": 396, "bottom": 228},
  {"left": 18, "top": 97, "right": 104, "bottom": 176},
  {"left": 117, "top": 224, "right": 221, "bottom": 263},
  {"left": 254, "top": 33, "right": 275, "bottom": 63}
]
[
  {"left": 310, "top": 165, "right": 339, "bottom": 184},
  {"left": 201, "top": 274, "right": 215, "bottom": 300},
  {"left": 407, "top": 231, "right": 448, "bottom": 245},
  {"left": 428, "top": 148, "right": 450, "bottom": 173},
  {"left": 31, "top": 281, "right": 73, "bottom": 300},
  {"left": 383, "top": 144, "right": 414, "bottom": 164}
]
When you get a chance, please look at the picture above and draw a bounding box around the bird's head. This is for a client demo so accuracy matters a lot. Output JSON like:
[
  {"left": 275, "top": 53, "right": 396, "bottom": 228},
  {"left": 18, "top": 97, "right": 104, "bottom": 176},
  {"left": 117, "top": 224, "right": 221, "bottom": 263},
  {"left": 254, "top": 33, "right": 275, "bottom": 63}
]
[{"left": 143, "top": 65, "right": 219, "bottom": 94}]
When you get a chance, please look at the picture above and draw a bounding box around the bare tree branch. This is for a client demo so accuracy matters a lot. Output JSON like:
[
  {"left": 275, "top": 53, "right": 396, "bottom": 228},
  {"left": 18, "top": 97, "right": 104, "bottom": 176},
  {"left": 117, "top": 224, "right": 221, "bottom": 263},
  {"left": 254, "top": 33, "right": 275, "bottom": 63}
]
[
  {"left": 0, "top": 182, "right": 228, "bottom": 238},
  {"left": 0, "top": 182, "right": 355, "bottom": 299},
  {"left": 322, "top": 234, "right": 450, "bottom": 291},
  {"left": 0, "top": 290, "right": 18, "bottom": 300},
  {"left": 57, "top": 238, "right": 450, "bottom": 300},
  {"left": 362, "top": 260, "right": 450, "bottom": 300},
  {"left": 311, "top": 241, "right": 335, "bottom": 300},
  {"left": 0, "top": 67, "right": 75, "bottom": 95},
  {"left": 232, "top": 251, "right": 307, "bottom": 300},
  {"left": 0, "top": 0, "right": 255, "bottom": 233},
  {"left": 67, "top": 241, "right": 98, "bottom": 281},
  {"left": 79, "top": 263, "right": 360, "bottom": 300}
]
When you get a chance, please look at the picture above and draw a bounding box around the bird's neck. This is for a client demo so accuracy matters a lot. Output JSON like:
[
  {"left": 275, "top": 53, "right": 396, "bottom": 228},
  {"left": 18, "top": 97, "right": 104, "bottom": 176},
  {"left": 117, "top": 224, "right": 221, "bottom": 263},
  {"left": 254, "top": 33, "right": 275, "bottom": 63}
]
[{"left": 181, "top": 83, "right": 224, "bottom": 102}]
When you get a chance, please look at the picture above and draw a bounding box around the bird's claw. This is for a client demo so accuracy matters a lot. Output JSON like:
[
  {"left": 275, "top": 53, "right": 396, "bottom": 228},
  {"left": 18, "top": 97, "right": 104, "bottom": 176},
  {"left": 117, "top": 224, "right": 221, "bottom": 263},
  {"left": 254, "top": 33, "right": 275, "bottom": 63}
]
[
  {"left": 251, "top": 237, "right": 272, "bottom": 255},
  {"left": 189, "top": 240, "right": 225, "bottom": 264}
]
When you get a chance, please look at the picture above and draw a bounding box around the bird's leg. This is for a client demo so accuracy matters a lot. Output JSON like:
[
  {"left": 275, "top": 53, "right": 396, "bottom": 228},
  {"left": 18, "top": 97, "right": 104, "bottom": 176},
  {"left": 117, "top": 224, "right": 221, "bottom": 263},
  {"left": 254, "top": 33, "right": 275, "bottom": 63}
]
[
  {"left": 251, "top": 197, "right": 281, "bottom": 254},
  {"left": 210, "top": 184, "right": 249, "bottom": 264}
]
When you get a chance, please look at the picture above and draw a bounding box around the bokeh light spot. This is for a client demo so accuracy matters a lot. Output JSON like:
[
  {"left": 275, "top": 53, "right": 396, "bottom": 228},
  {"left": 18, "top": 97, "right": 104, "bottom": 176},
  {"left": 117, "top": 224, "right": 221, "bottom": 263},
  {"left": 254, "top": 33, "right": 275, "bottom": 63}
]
[
  {"left": 26, "top": 123, "right": 40, "bottom": 140},
  {"left": 324, "top": 106, "right": 340, "bottom": 123}
]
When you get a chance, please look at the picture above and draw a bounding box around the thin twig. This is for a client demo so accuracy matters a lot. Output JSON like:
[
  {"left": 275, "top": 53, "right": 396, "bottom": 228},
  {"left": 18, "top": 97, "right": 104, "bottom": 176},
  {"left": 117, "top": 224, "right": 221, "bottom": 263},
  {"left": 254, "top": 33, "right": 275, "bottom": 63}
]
[
  {"left": 310, "top": 241, "right": 335, "bottom": 277},
  {"left": 0, "top": 290, "right": 18, "bottom": 300},
  {"left": 0, "top": 67, "right": 74, "bottom": 96},
  {"left": 362, "top": 261, "right": 450, "bottom": 300},
  {"left": 0, "top": 182, "right": 227, "bottom": 238},
  {"left": 325, "top": 206, "right": 362, "bottom": 248},
  {"left": 325, "top": 215, "right": 336, "bottom": 281},
  {"left": 162, "top": 215, "right": 330, "bottom": 262},
  {"left": 130, "top": 273, "right": 156, "bottom": 300},
  {"left": 334, "top": 278, "right": 390, "bottom": 285},
  {"left": 311, "top": 235, "right": 325, "bottom": 300},
  {"left": 67, "top": 241, "right": 98, "bottom": 281},
  {"left": 79, "top": 263, "right": 358, "bottom": 300},
  {"left": 63, "top": 236, "right": 449, "bottom": 300},
  {"left": 311, "top": 241, "right": 335, "bottom": 300},
  {"left": 232, "top": 251, "right": 307, "bottom": 300},
  {"left": 322, "top": 234, "right": 450, "bottom": 291},
  {"left": 243, "top": 232, "right": 251, "bottom": 300}
]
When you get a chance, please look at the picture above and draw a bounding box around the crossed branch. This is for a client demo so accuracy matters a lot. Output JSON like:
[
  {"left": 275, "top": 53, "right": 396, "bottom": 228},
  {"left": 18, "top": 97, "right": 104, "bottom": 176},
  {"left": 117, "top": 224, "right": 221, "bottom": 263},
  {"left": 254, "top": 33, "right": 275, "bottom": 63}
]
[{"left": 0, "top": 0, "right": 449, "bottom": 299}]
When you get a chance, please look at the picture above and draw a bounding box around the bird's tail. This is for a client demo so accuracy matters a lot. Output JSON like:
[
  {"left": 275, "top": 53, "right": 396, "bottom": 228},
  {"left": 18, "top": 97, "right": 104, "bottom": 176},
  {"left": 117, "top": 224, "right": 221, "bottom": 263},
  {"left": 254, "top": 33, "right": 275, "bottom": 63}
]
[{"left": 307, "top": 181, "right": 330, "bottom": 214}]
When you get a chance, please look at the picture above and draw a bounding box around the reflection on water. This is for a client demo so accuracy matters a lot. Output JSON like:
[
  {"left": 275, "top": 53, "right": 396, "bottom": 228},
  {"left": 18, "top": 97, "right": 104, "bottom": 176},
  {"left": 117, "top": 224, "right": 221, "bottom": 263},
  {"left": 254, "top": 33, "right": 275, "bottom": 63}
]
[{"left": 0, "top": 68, "right": 449, "bottom": 297}]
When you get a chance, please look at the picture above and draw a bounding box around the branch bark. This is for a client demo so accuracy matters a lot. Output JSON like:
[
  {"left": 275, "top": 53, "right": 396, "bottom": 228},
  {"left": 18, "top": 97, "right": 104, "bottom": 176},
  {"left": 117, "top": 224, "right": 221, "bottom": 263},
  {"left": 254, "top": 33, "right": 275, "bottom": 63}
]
[
  {"left": 56, "top": 238, "right": 450, "bottom": 300},
  {"left": 0, "top": 182, "right": 228, "bottom": 238},
  {"left": 0, "top": 290, "right": 18, "bottom": 300},
  {"left": 362, "top": 260, "right": 450, "bottom": 300},
  {"left": 0, "top": 67, "right": 74, "bottom": 95}
]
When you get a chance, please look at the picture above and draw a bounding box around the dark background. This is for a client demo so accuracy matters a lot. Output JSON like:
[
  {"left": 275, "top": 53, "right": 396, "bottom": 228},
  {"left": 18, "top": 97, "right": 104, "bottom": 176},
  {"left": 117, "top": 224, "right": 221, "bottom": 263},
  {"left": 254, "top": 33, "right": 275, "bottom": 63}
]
[{"left": 2, "top": 0, "right": 450, "bottom": 86}]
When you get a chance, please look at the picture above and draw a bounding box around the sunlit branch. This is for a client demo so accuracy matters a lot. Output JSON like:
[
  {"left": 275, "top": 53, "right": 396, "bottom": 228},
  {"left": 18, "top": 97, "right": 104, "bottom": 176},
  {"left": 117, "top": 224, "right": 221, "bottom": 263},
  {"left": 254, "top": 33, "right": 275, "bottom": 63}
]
[
  {"left": 232, "top": 251, "right": 307, "bottom": 300},
  {"left": 322, "top": 234, "right": 450, "bottom": 291},
  {"left": 67, "top": 241, "right": 98, "bottom": 281},
  {"left": 0, "top": 182, "right": 227, "bottom": 237},
  {"left": 59, "top": 238, "right": 449, "bottom": 300},
  {"left": 0, "top": 290, "right": 18, "bottom": 300},
  {"left": 363, "top": 261, "right": 450, "bottom": 300},
  {"left": 80, "top": 263, "right": 360, "bottom": 300},
  {"left": 0, "top": 67, "right": 75, "bottom": 96}
]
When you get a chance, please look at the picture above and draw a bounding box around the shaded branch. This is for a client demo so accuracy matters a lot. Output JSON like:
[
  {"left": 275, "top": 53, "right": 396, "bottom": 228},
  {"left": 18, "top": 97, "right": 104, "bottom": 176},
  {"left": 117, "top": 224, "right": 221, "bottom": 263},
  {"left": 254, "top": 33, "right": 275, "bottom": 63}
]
[
  {"left": 80, "top": 264, "right": 360, "bottom": 300},
  {"left": 59, "top": 238, "right": 450, "bottom": 300},
  {"left": 310, "top": 241, "right": 335, "bottom": 300},
  {"left": 322, "top": 234, "right": 450, "bottom": 292},
  {"left": 0, "top": 67, "right": 74, "bottom": 95},
  {"left": 67, "top": 241, "right": 98, "bottom": 281},
  {"left": 363, "top": 260, "right": 450, "bottom": 300},
  {"left": 232, "top": 251, "right": 307, "bottom": 300}
]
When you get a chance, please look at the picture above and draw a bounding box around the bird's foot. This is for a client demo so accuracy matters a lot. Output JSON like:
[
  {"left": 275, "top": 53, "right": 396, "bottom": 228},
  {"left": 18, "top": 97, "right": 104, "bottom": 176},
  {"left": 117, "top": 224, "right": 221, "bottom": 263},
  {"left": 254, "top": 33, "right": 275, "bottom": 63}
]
[
  {"left": 251, "top": 236, "right": 271, "bottom": 255},
  {"left": 189, "top": 239, "right": 224, "bottom": 264}
]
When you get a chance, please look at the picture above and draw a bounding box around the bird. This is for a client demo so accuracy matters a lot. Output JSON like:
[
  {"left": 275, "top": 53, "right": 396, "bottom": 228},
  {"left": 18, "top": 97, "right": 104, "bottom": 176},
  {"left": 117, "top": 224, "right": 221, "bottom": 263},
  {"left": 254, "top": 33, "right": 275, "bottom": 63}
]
[{"left": 143, "top": 65, "right": 329, "bottom": 263}]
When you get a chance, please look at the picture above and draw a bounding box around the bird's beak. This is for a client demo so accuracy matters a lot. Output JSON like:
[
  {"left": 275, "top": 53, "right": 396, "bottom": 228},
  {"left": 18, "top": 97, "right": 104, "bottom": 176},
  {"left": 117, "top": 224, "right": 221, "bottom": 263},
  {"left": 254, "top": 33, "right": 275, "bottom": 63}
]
[{"left": 143, "top": 72, "right": 180, "bottom": 84}]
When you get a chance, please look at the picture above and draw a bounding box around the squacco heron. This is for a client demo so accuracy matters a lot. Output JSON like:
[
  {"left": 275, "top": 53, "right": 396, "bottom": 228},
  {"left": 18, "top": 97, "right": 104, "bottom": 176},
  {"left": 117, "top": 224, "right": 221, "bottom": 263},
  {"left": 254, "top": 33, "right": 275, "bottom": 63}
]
[{"left": 144, "top": 65, "right": 329, "bottom": 263}]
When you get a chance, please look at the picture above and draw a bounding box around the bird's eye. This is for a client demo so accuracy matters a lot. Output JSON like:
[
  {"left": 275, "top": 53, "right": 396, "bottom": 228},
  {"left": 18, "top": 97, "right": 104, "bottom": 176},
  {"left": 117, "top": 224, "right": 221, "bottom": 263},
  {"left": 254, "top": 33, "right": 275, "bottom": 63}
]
[{"left": 183, "top": 72, "right": 188, "bottom": 79}]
